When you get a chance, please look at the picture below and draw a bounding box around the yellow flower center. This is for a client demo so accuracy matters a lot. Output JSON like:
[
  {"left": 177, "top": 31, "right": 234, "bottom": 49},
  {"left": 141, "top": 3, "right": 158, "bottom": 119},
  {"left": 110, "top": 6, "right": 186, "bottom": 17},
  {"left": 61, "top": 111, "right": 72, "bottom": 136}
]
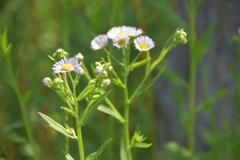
[
  {"left": 117, "top": 32, "right": 126, "bottom": 35},
  {"left": 118, "top": 39, "right": 126, "bottom": 46},
  {"left": 138, "top": 43, "right": 148, "bottom": 49},
  {"left": 61, "top": 64, "right": 73, "bottom": 71},
  {"left": 98, "top": 41, "right": 104, "bottom": 46}
]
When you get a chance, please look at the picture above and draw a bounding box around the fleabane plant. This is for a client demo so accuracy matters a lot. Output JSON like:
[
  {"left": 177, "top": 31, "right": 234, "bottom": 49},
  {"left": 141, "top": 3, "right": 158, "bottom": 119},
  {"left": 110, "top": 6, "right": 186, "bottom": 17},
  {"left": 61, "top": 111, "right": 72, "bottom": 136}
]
[
  {"left": 90, "top": 25, "right": 188, "bottom": 160},
  {"left": 40, "top": 49, "right": 112, "bottom": 160}
]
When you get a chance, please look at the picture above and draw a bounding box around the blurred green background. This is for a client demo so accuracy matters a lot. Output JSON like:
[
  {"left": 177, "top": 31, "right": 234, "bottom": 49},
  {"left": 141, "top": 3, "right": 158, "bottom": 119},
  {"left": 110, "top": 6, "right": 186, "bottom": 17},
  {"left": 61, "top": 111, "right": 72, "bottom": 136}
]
[{"left": 1, "top": 0, "right": 240, "bottom": 160}]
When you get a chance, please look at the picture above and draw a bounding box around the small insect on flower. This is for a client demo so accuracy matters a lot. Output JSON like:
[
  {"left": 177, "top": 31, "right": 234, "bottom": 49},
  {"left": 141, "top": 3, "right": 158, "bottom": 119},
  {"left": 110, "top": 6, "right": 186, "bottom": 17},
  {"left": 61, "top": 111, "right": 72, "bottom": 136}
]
[
  {"left": 91, "top": 34, "right": 109, "bottom": 50},
  {"left": 52, "top": 57, "right": 79, "bottom": 73},
  {"left": 133, "top": 36, "right": 155, "bottom": 51},
  {"left": 113, "top": 34, "right": 130, "bottom": 49}
]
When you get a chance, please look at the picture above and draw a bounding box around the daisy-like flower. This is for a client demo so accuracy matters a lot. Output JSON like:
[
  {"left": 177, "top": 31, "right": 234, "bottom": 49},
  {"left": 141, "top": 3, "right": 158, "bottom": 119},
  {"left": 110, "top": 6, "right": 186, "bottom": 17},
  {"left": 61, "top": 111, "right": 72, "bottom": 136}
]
[
  {"left": 133, "top": 36, "right": 155, "bottom": 51},
  {"left": 91, "top": 34, "right": 108, "bottom": 50},
  {"left": 113, "top": 34, "right": 130, "bottom": 49},
  {"left": 52, "top": 57, "right": 79, "bottom": 73},
  {"left": 128, "top": 27, "right": 143, "bottom": 37},
  {"left": 107, "top": 26, "right": 131, "bottom": 39}
]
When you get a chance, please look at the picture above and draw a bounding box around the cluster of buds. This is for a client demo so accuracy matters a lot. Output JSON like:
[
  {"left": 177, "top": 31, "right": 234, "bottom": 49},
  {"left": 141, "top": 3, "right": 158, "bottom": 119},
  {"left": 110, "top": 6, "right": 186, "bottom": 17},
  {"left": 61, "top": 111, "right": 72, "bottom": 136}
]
[
  {"left": 172, "top": 28, "right": 188, "bottom": 47},
  {"left": 94, "top": 61, "right": 112, "bottom": 88},
  {"left": 52, "top": 48, "right": 68, "bottom": 59}
]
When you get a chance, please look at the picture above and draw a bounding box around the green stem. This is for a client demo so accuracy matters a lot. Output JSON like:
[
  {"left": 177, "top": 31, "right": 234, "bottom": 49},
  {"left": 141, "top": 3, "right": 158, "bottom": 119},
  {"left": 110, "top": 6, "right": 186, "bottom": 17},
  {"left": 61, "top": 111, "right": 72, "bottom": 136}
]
[
  {"left": 65, "top": 113, "right": 69, "bottom": 153},
  {"left": 12, "top": 76, "right": 39, "bottom": 160},
  {"left": 122, "top": 48, "right": 132, "bottom": 160},
  {"left": 69, "top": 73, "right": 85, "bottom": 160},
  {"left": 187, "top": 0, "right": 197, "bottom": 154}
]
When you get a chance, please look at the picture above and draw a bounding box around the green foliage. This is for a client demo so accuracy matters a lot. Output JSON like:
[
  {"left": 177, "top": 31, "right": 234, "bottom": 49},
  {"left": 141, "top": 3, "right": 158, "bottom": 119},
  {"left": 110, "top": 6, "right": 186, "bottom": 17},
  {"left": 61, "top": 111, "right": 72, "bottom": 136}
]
[
  {"left": 86, "top": 138, "right": 113, "bottom": 160},
  {"left": 39, "top": 112, "right": 78, "bottom": 139}
]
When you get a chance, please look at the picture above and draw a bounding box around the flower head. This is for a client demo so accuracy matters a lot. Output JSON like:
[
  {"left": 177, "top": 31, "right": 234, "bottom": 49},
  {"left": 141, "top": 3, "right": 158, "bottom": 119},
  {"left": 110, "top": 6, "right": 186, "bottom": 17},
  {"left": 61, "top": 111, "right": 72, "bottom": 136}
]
[
  {"left": 133, "top": 36, "right": 155, "bottom": 51},
  {"left": 128, "top": 27, "right": 143, "bottom": 37},
  {"left": 75, "top": 53, "right": 84, "bottom": 60},
  {"left": 52, "top": 57, "right": 79, "bottom": 73},
  {"left": 53, "top": 48, "right": 68, "bottom": 58},
  {"left": 107, "top": 26, "right": 131, "bottom": 39},
  {"left": 113, "top": 34, "right": 130, "bottom": 49},
  {"left": 173, "top": 28, "right": 187, "bottom": 44},
  {"left": 91, "top": 34, "right": 108, "bottom": 50}
]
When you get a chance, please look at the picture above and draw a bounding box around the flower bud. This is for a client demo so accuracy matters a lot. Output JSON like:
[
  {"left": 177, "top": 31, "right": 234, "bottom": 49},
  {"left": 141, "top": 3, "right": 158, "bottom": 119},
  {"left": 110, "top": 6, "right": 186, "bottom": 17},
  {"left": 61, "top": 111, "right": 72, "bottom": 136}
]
[
  {"left": 102, "top": 79, "right": 111, "bottom": 87},
  {"left": 95, "top": 66, "right": 103, "bottom": 74},
  {"left": 75, "top": 53, "right": 84, "bottom": 60},
  {"left": 174, "top": 28, "right": 187, "bottom": 44},
  {"left": 53, "top": 48, "right": 68, "bottom": 58},
  {"left": 54, "top": 78, "right": 63, "bottom": 84},
  {"left": 75, "top": 67, "right": 84, "bottom": 75},
  {"left": 42, "top": 77, "right": 51, "bottom": 86},
  {"left": 95, "top": 62, "right": 102, "bottom": 66}
]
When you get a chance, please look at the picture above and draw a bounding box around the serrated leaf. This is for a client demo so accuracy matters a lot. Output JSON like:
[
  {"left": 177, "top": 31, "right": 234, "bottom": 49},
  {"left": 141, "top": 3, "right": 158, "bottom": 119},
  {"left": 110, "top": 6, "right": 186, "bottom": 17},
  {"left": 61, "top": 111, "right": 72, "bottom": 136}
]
[
  {"left": 97, "top": 105, "right": 123, "bottom": 123},
  {"left": 147, "top": 0, "right": 188, "bottom": 29},
  {"left": 80, "top": 91, "right": 111, "bottom": 124},
  {"left": 86, "top": 138, "right": 113, "bottom": 160},
  {"left": 132, "top": 142, "right": 152, "bottom": 148},
  {"left": 163, "top": 68, "right": 188, "bottom": 89},
  {"left": 130, "top": 67, "right": 165, "bottom": 104},
  {"left": 165, "top": 141, "right": 193, "bottom": 158},
  {"left": 39, "top": 112, "right": 76, "bottom": 139},
  {"left": 62, "top": 151, "right": 74, "bottom": 160},
  {"left": 196, "top": 89, "right": 228, "bottom": 113}
]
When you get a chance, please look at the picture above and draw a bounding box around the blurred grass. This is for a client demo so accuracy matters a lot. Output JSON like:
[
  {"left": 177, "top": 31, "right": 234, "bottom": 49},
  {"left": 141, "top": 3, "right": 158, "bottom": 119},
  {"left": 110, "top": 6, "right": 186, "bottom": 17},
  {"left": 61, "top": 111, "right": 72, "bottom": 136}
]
[{"left": 0, "top": 0, "right": 184, "bottom": 159}]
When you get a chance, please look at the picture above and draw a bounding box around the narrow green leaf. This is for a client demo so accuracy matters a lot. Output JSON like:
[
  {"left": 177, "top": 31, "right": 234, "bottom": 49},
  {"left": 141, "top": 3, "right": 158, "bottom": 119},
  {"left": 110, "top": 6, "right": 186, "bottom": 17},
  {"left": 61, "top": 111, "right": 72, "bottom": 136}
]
[
  {"left": 132, "top": 142, "right": 152, "bottom": 148},
  {"left": 165, "top": 141, "right": 193, "bottom": 158},
  {"left": 130, "top": 58, "right": 151, "bottom": 70},
  {"left": 163, "top": 68, "right": 188, "bottom": 89},
  {"left": 173, "top": 88, "right": 188, "bottom": 133},
  {"left": 4, "top": 132, "right": 27, "bottom": 143},
  {"left": 130, "top": 67, "right": 165, "bottom": 104},
  {"left": 61, "top": 107, "right": 79, "bottom": 118},
  {"left": 147, "top": 0, "right": 188, "bottom": 29},
  {"left": 39, "top": 112, "right": 76, "bottom": 139},
  {"left": 77, "top": 84, "right": 95, "bottom": 100},
  {"left": 80, "top": 91, "right": 111, "bottom": 124},
  {"left": 196, "top": 89, "right": 228, "bottom": 113},
  {"left": 62, "top": 151, "right": 74, "bottom": 160},
  {"left": 97, "top": 105, "right": 123, "bottom": 122},
  {"left": 229, "top": 65, "right": 240, "bottom": 84},
  {"left": 235, "top": 86, "right": 240, "bottom": 118},
  {"left": 86, "top": 138, "right": 113, "bottom": 160},
  {"left": 47, "top": 54, "right": 56, "bottom": 61}
]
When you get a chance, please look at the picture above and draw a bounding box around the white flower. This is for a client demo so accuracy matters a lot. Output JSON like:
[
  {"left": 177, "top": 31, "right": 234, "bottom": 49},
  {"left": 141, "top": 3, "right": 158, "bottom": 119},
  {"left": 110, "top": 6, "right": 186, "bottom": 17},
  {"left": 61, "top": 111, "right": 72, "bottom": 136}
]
[
  {"left": 52, "top": 57, "right": 79, "bottom": 73},
  {"left": 91, "top": 34, "right": 108, "bottom": 50},
  {"left": 133, "top": 36, "right": 155, "bottom": 51},
  {"left": 42, "top": 77, "right": 51, "bottom": 85},
  {"left": 75, "top": 67, "right": 84, "bottom": 75},
  {"left": 107, "top": 26, "right": 143, "bottom": 39},
  {"left": 75, "top": 53, "right": 84, "bottom": 60},
  {"left": 113, "top": 34, "right": 130, "bottom": 49},
  {"left": 128, "top": 27, "right": 143, "bottom": 37},
  {"left": 107, "top": 26, "right": 131, "bottom": 39}
]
